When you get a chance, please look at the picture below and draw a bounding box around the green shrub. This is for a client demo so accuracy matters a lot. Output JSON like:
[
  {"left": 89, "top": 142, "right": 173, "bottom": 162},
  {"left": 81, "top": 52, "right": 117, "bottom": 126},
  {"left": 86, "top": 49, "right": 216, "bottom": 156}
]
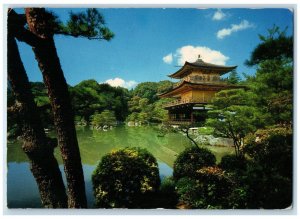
[
  {"left": 175, "top": 177, "right": 199, "bottom": 209},
  {"left": 195, "top": 166, "right": 234, "bottom": 208},
  {"left": 220, "top": 126, "right": 293, "bottom": 209},
  {"left": 227, "top": 186, "right": 248, "bottom": 209},
  {"left": 219, "top": 154, "right": 247, "bottom": 172},
  {"left": 241, "top": 162, "right": 292, "bottom": 209},
  {"left": 175, "top": 166, "right": 234, "bottom": 209},
  {"left": 92, "top": 147, "right": 160, "bottom": 208},
  {"left": 218, "top": 155, "right": 249, "bottom": 208},
  {"left": 157, "top": 177, "right": 178, "bottom": 208},
  {"left": 173, "top": 147, "right": 216, "bottom": 180},
  {"left": 244, "top": 126, "right": 292, "bottom": 178},
  {"left": 160, "top": 177, "right": 176, "bottom": 194}
]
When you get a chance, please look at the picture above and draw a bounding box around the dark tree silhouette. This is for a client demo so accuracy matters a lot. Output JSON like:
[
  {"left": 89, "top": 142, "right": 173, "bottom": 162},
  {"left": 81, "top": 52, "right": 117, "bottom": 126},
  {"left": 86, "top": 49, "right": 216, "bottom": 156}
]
[
  {"left": 245, "top": 25, "right": 293, "bottom": 66},
  {"left": 9, "top": 7, "right": 114, "bottom": 208},
  {"left": 7, "top": 9, "right": 67, "bottom": 207},
  {"left": 24, "top": 8, "right": 87, "bottom": 208}
]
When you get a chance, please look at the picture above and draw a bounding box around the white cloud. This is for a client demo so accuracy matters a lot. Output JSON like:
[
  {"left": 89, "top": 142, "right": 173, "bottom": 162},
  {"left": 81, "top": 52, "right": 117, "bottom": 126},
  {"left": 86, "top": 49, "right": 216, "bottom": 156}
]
[
  {"left": 105, "top": 77, "right": 138, "bottom": 89},
  {"left": 212, "top": 9, "right": 226, "bottom": 21},
  {"left": 163, "top": 53, "right": 173, "bottom": 64},
  {"left": 175, "top": 45, "right": 229, "bottom": 66},
  {"left": 217, "top": 20, "right": 254, "bottom": 39}
]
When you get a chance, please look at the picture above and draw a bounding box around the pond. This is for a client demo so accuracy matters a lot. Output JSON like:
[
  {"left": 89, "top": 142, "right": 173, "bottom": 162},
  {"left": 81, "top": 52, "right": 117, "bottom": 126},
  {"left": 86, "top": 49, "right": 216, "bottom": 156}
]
[{"left": 7, "top": 125, "right": 234, "bottom": 208}]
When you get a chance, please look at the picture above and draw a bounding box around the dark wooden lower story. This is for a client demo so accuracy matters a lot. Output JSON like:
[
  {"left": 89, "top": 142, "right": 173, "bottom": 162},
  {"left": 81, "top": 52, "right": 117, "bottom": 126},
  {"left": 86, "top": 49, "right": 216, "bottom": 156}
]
[{"left": 165, "top": 103, "right": 209, "bottom": 125}]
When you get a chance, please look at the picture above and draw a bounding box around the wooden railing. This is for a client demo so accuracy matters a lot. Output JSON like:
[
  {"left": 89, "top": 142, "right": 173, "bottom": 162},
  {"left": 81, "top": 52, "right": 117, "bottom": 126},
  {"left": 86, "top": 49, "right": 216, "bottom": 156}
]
[
  {"left": 173, "top": 78, "right": 227, "bottom": 88},
  {"left": 168, "top": 119, "right": 192, "bottom": 125},
  {"left": 163, "top": 98, "right": 209, "bottom": 108}
]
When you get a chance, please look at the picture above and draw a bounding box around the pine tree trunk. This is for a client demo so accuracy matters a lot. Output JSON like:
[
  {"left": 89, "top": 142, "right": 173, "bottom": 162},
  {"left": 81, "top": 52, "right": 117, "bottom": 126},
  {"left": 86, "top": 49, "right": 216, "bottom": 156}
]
[
  {"left": 25, "top": 8, "right": 87, "bottom": 208},
  {"left": 7, "top": 27, "right": 67, "bottom": 208}
]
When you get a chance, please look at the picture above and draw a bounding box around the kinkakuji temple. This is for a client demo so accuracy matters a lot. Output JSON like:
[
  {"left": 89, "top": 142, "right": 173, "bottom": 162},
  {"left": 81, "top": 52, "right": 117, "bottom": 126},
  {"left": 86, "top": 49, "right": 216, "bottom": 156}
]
[{"left": 158, "top": 55, "right": 243, "bottom": 125}]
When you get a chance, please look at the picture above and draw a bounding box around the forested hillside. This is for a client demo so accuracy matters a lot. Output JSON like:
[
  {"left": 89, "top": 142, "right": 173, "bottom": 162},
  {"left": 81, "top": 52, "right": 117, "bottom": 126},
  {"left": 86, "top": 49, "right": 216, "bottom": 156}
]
[{"left": 7, "top": 79, "right": 175, "bottom": 136}]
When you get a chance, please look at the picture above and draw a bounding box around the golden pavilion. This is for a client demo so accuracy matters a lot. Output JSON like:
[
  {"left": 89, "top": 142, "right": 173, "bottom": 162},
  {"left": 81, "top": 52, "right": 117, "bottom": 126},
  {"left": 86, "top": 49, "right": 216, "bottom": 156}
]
[{"left": 158, "top": 55, "right": 243, "bottom": 125}]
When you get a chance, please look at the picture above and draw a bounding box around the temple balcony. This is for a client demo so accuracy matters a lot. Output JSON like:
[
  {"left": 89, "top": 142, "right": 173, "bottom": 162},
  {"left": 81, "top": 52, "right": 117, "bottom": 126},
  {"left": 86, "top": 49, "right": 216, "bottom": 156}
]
[
  {"left": 163, "top": 98, "right": 209, "bottom": 109},
  {"left": 173, "top": 78, "right": 228, "bottom": 88},
  {"left": 167, "top": 119, "right": 193, "bottom": 125}
]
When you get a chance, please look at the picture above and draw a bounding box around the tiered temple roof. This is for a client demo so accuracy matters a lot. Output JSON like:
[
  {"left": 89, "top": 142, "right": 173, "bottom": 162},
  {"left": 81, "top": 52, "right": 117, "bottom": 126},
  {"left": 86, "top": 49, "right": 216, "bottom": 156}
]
[
  {"left": 158, "top": 56, "right": 238, "bottom": 99},
  {"left": 168, "top": 57, "right": 237, "bottom": 79},
  {"left": 158, "top": 55, "right": 241, "bottom": 124},
  {"left": 159, "top": 81, "right": 244, "bottom": 98}
]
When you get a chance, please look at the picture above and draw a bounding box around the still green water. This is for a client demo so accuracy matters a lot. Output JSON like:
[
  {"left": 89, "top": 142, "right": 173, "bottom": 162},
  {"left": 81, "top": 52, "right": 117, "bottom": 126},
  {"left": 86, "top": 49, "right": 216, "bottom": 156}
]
[{"left": 7, "top": 125, "right": 234, "bottom": 208}]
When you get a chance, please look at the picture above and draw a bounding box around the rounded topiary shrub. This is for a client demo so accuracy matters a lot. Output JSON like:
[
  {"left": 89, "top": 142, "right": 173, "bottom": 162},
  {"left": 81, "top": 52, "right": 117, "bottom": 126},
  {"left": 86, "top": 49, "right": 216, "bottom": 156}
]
[
  {"left": 92, "top": 147, "right": 160, "bottom": 208},
  {"left": 173, "top": 147, "right": 216, "bottom": 180}
]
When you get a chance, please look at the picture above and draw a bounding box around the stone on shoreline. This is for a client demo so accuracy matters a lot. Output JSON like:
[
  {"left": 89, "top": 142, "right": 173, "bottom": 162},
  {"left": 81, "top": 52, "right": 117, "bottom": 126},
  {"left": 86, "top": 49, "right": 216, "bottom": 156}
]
[{"left": 194, "top": 135, "right": 233, "bottom": 147}]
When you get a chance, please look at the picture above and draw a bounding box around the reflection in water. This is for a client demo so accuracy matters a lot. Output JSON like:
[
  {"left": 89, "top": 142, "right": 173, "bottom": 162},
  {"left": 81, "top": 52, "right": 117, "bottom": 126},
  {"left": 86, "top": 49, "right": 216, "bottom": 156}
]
[
  {"left": 7, "top": 162, "right": 42, "bottom": 208},
  {"left": 7, "top": 125, "right": 234, "bottom": 208},
  {"left": 7, "top": 162, "right": 173, "bottom": 208}
]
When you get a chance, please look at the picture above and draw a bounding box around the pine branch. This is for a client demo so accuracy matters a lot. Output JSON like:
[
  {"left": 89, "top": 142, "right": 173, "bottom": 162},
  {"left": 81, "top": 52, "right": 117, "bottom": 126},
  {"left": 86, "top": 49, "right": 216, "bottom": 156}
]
[
  {"left": 55, "top": 30, "right": 107, "bottom": 40},
  {"left": 8, "top": 8, "right": 114, "bottom": 44},
  {"left": 57, "top": 8, "right": 114, "bottom": 41}
]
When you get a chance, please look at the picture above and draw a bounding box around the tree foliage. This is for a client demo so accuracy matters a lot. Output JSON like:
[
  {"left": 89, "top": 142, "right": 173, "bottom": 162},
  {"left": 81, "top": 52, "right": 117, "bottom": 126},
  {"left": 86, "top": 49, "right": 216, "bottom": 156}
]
[
  {"left": 132, "top": 80, "right": 174, "bottom": 103},
  {"left": 209, "top": 26, "right": 294, "bottom": 209},
  {"left": 25, "top": 8, "right": 115, "bottom": 41},
  {"left": 7, "top": 82, "right": 53, "bottom": 137},
  {"left": 90, "top": 110, "right": 117, "bottom": 127},
  {"left": 152, "top": 98, "right": 171, "bottom": 122},
  {"left": 126, "top": 96, "right": 153, "bottom": 124},
  {"left": 7, "top": 79, "right": 172, "bottom": 134},
  {"left": 245, "top": 25, "right": 293, "bottom": 66},
  {"left": 225, "top": 69, "right": 241, "bottom": 84},
  {"left": 126, "top": 95, "right": 171, "bottom": 124},
  {"left": 157, "top": 80, "right": 174, "bottom": 94},
  {"left": 247, "top": 59, "right": 293, "bottom": 125},
  {"left": 31, "top": 82, "right": 53, "bottom": 127},
  {"left": 70, "top": 80, "right": 130, "bottom": 123},
  {"left": 206, "top": 89, "right": 267, "bottom": 157},
  {"left": 133, "top": 82, "right": 159, "bottom": 103},
  {"left": 60, "top": 8, "right": 114, "bottom": 40}
]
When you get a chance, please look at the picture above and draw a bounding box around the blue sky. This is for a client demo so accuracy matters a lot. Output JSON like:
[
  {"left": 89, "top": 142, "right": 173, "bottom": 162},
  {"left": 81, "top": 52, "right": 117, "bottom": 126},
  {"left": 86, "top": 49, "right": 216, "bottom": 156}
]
[{"left": 16, "top": 8, "right": 293, "bottom": 88}]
